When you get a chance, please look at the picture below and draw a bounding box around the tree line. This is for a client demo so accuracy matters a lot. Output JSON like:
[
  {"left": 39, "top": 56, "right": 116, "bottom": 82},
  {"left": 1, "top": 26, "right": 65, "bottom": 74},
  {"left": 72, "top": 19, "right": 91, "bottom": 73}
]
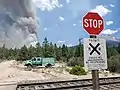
[
  {"left": 0, "top": 37, "right": 83, "bottom": 61},
  {"left": 0, "top": 37, "right": 120, "bottom": 72}
]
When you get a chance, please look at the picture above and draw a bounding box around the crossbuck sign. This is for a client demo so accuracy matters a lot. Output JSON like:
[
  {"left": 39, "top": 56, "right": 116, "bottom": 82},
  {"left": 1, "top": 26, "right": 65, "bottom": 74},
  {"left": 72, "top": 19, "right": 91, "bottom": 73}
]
[{"left": 84, "top": 38, "right": 107, "bottom": 70}]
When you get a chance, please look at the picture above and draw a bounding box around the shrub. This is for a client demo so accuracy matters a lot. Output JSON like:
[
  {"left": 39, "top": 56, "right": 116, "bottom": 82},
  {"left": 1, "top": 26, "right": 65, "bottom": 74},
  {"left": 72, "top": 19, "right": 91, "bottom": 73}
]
[
  {"left": 70, "top": 65, "right": 87, "bottom": 75},
  {"left": 67, "top": 57, "right": 84, "bottom": 66},
  {"left": 65, "top": 67, "right": 70, "bottom": 72},
  {"left": 108, "top": 55, "right": 120, "bottom": 73}
]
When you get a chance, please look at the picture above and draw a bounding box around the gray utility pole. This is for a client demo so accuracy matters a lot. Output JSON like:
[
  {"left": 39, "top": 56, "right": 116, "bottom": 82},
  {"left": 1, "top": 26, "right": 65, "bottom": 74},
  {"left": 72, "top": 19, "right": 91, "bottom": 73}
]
[{"left": 79, "top": 38, "right": 83, "bottom": 45}]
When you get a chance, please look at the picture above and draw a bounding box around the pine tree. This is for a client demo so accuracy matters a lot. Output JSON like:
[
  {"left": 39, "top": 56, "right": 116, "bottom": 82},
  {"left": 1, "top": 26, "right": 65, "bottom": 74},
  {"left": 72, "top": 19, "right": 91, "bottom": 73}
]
[
  {"left": 49, "top": 42, "right": 54, "bottom": 57},
  {"left": 62, "top": 44, "right": 67, "bottom": 57},
  {"left": 67, "top": 47, "right": 74, "bottom": 59},
  {"left": 35, "top": 42, "right": 42, "bottom": 57},
  {"left": 74, "top": 38, "right": 83, "bottom": 57},
  {"left": 61, "top": 44, "right": 68, "bottom": 62},
  {"left": 117, "top": 44, "right": 120, "bottom": 54},
  {"left": 42, "top": 37, "right": 50, "bottom": 57},
  {"left": 53, "top": 43, "right": 62, "bottom": 60},
  {"left": 18, "top": 45, "right": 28, "bottom": 60},
  {"left": 107, "top": 46, "right": 119, "bottom": 58}
]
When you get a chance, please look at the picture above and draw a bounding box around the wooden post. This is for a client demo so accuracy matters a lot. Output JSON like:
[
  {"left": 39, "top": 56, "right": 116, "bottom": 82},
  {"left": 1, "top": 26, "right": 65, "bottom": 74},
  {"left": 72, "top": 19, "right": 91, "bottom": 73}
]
[
  {"left": 92, "top": 70, "right": 99, "bottom": 90},
  {"left": 90, "top": 35, "right": 99, "bottom": 90}
]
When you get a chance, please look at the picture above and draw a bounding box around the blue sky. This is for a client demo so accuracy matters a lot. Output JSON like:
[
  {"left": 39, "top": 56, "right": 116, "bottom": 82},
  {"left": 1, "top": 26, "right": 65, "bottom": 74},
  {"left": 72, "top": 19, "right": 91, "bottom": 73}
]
[{"left": 33, "top": 0, "right": 120, "bottom": 46}]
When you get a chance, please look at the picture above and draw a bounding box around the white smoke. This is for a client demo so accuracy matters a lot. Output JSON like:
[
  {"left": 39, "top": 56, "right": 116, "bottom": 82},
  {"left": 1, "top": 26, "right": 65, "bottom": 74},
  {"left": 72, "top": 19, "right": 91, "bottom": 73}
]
[{"left": 0, "top": 0, "right": 38, "bottom": 48}]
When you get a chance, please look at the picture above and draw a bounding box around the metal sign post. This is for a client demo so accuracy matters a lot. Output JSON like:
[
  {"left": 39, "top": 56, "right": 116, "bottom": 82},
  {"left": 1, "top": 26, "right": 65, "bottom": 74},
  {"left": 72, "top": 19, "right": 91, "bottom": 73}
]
[{"left": 90, "top": 35, "right": 99, "bottom": 90}]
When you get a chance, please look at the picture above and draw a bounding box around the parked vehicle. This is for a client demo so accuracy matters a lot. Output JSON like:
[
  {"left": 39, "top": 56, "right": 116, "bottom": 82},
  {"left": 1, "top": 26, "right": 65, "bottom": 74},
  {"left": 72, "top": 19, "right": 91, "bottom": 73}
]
[{"left": 24, "top": 57, "right": 56, "bottom": 70}]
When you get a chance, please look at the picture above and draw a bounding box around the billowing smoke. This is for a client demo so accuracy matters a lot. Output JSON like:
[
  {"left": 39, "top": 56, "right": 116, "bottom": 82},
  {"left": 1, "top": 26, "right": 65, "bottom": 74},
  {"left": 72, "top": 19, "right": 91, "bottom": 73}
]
[{"left": 0, "top": 0, "right": 38, "bottom": 48}]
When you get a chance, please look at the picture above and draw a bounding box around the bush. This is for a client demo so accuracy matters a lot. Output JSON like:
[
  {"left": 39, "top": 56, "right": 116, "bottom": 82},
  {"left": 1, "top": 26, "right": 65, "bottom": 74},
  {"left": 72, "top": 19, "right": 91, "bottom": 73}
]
[
  {"left": 67, "top": 57, "right": 84, "bottom": 66},
  {"left": 65, "top": 67, "right": 70, "bottom": 72},
  {"left": 108, "top": 55, "right": 120, "bottom": 73},
  {"left": 70, "top": 65, "right": 87, "bottom": 75}
]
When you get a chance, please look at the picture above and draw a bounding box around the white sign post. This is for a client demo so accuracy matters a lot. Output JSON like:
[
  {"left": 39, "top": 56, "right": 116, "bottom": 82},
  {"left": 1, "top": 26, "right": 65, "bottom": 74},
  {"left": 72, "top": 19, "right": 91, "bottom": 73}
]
[{"left": 84, "top": 38, "right": 107, "bottom": 70}]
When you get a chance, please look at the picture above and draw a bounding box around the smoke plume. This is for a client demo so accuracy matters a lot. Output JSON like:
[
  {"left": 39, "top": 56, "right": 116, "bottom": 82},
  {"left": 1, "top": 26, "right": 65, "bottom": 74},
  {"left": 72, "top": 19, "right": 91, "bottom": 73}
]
[{"left": 0, "top": 0, "right": 38, "bottom": 48}]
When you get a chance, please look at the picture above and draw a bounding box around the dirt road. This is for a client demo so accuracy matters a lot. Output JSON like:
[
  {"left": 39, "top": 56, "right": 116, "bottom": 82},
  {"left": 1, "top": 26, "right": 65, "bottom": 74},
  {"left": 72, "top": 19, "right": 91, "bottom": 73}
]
[
  {"left": 0, "top": 83, "right": 16, "bottom": 90},
  {"left": 0, "top": 86, "right": 16, "bottom": 90}
]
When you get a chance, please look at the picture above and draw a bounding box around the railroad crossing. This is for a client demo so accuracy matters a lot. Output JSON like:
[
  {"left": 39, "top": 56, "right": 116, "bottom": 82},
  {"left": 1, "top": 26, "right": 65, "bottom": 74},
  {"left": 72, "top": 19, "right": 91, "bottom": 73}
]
[
  {"left": 15, "top": 11, "right": 112, "bottom": 90},
  {"left": 0, "top": 11, "right": 117, "bottom": 90}
]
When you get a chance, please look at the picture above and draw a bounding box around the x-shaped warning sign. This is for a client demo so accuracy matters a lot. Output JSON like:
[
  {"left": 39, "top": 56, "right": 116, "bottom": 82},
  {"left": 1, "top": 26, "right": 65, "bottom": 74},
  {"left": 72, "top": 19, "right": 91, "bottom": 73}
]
[{"left": 89, "top": 43, "right": 100, "bottom": 55}]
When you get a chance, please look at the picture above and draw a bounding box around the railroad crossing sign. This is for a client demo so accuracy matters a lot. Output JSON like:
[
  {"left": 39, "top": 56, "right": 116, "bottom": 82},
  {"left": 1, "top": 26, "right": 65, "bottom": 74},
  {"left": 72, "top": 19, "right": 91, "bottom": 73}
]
[
  {"left": 84, "top": 38, "right": 107, "bottom": 70},
  {"left": 82, "top": 12, "right": 104, "bottom": 35},
  {"left": 89, "top": 43, "right": 101, "bottom": 55}
]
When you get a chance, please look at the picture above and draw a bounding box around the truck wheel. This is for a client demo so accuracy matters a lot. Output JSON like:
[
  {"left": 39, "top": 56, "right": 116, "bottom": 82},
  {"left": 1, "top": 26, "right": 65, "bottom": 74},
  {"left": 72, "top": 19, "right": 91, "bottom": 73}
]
[
  {"left": 27, "top": 65, "right": 32, "bottom": 71},
  {"left": 33, "top": 65, "right": 37, "bottom": 69},
  {"left": 45, "top": 64, "right": 52, "bottom": 68}
]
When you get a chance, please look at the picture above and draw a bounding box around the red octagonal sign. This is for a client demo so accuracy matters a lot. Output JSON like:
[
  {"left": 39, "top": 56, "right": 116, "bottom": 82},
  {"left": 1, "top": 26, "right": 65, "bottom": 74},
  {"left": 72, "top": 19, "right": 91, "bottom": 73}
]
[{"left": 82, "top": 12, "right": 104, "bottom": 35}]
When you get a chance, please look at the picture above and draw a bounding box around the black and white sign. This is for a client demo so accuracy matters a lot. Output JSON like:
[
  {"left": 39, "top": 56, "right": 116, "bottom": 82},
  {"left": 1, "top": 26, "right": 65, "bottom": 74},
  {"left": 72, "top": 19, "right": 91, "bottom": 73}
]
[{"left": 84, "top": 38, "right": 107, "bottom": 70}]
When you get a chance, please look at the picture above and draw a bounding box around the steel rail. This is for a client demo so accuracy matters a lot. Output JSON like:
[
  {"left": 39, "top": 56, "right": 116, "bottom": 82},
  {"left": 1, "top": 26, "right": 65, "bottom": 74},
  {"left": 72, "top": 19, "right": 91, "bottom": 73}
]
[{"left": 16, "top": 76, "right": 120, "bottom": 90}]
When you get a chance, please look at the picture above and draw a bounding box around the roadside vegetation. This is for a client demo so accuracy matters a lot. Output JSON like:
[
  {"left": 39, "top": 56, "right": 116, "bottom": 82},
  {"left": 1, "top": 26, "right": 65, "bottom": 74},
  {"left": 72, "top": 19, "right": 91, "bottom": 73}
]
[
  {"left": 69, "top": 65, "right": 87, "bottom": 75},
  {"left": 0, "top": 37, "right": 120, "bottom": 74}
]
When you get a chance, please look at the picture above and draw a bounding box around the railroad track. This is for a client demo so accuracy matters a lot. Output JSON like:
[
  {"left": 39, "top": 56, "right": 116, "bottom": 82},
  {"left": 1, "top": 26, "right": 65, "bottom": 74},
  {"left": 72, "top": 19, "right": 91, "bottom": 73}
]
[{"left": 16, "top": 77, "right": 120, "bottom": 90}]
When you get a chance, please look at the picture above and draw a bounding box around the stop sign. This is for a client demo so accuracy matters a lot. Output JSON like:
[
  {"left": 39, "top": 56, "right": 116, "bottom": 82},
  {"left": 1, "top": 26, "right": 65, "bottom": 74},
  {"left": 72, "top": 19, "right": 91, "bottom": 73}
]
[{"left": 82, "top": 12, "right": 104, "bottom": 35}]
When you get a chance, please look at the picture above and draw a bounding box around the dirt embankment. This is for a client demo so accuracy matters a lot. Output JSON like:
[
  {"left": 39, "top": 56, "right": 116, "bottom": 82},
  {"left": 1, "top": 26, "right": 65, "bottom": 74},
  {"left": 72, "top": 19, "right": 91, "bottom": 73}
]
[
  {"left": 0, "top": 60, "right": 74, "bottom": 83},
  {"left": 0, "top": 60, "right": 120, "bottom": 84}
]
